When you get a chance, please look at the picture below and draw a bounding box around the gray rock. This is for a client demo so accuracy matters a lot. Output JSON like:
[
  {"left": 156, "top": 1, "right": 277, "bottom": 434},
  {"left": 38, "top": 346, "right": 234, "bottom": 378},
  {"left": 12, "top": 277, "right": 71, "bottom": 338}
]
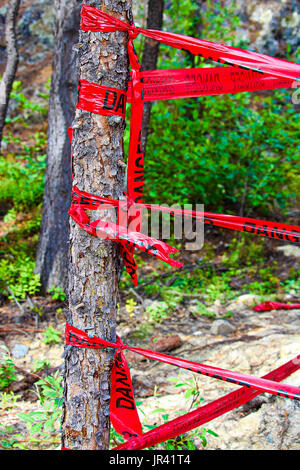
[
  {"left": 233, "top": 294, "right": 261, "bottom": 308},
  {"left": 276, "top": 245, "right": 300, "bottom": 259},
  {"left": 225, "top": 0, "right": 300, "bottom": 56},
  {"left": 12, "top": 344, "right": 29, "bottom": 359},
  {"left": 210, "top": 319, "right": 236, "bottom": 336},
  {"left": 0, "top": 0, "right": 55, "bottom": 67}
]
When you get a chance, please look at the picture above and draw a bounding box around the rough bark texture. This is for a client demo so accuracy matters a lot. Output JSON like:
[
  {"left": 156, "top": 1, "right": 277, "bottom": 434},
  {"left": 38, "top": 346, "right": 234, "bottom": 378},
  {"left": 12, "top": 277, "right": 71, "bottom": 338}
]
[
  {"left": 35, "top": 0, "right": 82, "bottom": 293},
  {"left": 0, "top": 0, "right": 20, "bottom": 151},
  {"left": 141, "top": 0, "right": 164, "bottom": 154},
  {"left": 61, "top": 0, "right": 132, "bottom": 450}
]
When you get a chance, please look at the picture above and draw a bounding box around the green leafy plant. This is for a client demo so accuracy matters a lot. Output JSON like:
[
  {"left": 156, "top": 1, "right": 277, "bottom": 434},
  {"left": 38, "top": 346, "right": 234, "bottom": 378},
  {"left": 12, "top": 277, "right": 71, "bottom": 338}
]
[
  {"left": 146, "top": 300, "right": 171, "bottom": 323},
  {"left": 42, "top": 326, "right": 61, "bottom": 345},
  {"left": 48, "top": 286, "right": 66, "bottom": 302},
  {"left": 14, "top": 372, "right": 63, "bottom": 450},
  {"left": 194, "top": 301, "right": 216, "bottom": 318},
  {"left": 168, "top": 373, "right": 205, "bottom": 409},
  {"left": 0, "top": 257, "right": 41, "bottom": 300},
  {"left": 0, "top": 353, "right": 62, "bottom": 451},
  {"left": 32, "top": 359, "right": 50, "bottom": 373},
  {"left": 0, "top": 153, "right": 46, "bottom": 210},
  {"left": 0, "top": 347, "right": 18, "bottom": 391},
  {"left": 5, "top": 79, "right": 49, "bottom": 126},
  {"left": 143, "top": 373, "right": 218, "bottom": 450}
]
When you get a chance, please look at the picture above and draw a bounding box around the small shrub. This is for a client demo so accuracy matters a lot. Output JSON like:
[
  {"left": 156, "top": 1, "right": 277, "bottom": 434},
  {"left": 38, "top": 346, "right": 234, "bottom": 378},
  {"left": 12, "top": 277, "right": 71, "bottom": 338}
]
[{"left": 0, "top": 346, "right": 18, "bottom": 391}]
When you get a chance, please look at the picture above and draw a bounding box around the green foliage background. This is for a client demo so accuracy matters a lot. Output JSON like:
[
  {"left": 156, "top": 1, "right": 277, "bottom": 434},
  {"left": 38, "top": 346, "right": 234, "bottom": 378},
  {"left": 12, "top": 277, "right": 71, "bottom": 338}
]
[{"left": 140, "top": 0, "right": 300, "bottom": 216}]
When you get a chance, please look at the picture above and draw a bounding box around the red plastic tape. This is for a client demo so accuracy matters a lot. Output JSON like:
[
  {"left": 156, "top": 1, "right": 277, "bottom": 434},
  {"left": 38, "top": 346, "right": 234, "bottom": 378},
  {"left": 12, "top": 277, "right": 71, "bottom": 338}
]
[
  {"left": 70, "top": 186, "right": 300, "bottom": 246},
  {"left": 68, "top": 186, "right": 300, "bottom": 284},
  {"left": 77, "top": 79, "right": 127, "bottom": 118},
  {"left": 66, "top": 323, "right": 300, "bottom": 402},
  {"left": 64, "top": 7, "right": 300, "bottom": 450},
  {"left": 254, "top": 301, "right": 300, "bottom": 312},
  {"left": 119, "top": 28, "right": 145, "bottom": 284},
  {"left": 62, "top": 354, "right": 300, "bottom": 451},
  {"left": 65, "top": 323, "right": 300, "bottom": 450},
  {"left": 139, "top": 202, "right": 300, "bottom": 244},
  {"left": 127, "top": 67, "right": 297, "bottom": 102},
  {"left": 113, "top": 354, "right": 300, "bottom": 450},
  {"left": 69, "top": 188, "right": 300, "bottom": 249},
  {"left": 110, "top": 345, "right": 143, "bottom": 439},
  {"left": 79, "top": 66, "right": 297, "bottom": 106},
  {"left": 80, "top": 6, "right": 300, "bottom": 82},
  {"left": 70, "top": 7, "right": 300, "bottom": 286},
  {"left": 68, "top": 204, "right": 183, "bottom": 269}
]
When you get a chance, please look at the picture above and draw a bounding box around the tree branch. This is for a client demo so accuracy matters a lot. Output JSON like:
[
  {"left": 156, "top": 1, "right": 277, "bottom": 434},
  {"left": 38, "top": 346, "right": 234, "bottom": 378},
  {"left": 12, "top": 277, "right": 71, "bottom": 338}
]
[{"left": 0, "top": 0, "right": 20, "bottom": 151}]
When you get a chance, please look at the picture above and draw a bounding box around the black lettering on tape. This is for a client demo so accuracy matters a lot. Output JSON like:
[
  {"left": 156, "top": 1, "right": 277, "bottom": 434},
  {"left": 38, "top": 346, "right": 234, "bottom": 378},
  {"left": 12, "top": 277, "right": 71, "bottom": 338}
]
[
  {"left": 103, "top": 90, "right": 117, "bottom": 111},
  {"left": 116, "top": 397, "right": 135, "bottom": 410}
]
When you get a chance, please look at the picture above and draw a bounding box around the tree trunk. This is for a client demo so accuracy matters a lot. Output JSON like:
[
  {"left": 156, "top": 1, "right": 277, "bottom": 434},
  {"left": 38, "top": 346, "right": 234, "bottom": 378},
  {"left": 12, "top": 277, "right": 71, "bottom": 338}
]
[
  {"left": 61, "top": 0, "right": 132, "bottom": 451},
  {"left": 0, "top": 0, "right": 20, "bottom": 152},
  {"left": 35, "top": 0, "right": 82, "bottom": 293},
  {"left": 141, "top": 0, "right": 164, "bottom": 154}
]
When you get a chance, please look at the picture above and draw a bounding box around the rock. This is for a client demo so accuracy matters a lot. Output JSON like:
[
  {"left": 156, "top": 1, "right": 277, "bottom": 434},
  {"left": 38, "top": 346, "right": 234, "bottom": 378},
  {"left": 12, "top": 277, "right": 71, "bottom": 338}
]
[
  {"left": 208, "top": 393, "right": 300, "bottom": 450},
  {"left": 150, "top": 335, "right": 183, "bottom": 353},
  {"left": 225, "top": 0, "right": 300, "bottom": 57},
  {"left": 0, "top": 0, "right": 55, "bottom": 68},
  {"left": 276, "top": 245, "right": 300, "bottom": 259},
  {"left": 210, "top": 319, "right": 236, "bottom": 336},
  {"left": 258, "top": 399, "right": 300, "bottom": 449},
  {"left": 12, "top": 344, "right": 29, "bottom": 358},
  {"left": 193, "top": 331, "right": 203, "bottom": 337},
  {"left": 233, "top": 294, "right": 261, "bottom": 308}
]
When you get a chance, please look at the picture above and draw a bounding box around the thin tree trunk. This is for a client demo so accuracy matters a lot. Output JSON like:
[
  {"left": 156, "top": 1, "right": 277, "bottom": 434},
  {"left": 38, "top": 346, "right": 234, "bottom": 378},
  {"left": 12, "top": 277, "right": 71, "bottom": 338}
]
[
  {"left": 141, "top": 0, "right": 164, "bottom": 154},
  {"left": 0, "top": 0, "right": 20, "bottom": 152},
  {"left": 61, "top": 0, "right": 132, "bottom": 450},
  {"left": 35, "top": 0, "right": 81, "bottom": 293}
]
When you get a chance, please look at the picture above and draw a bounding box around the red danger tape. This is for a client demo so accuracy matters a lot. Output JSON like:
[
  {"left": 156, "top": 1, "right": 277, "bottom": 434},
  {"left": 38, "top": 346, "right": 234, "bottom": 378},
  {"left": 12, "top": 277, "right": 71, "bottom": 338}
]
[
  {"left": 77, "top": 79, "right": 127, "bottom": 118},
  {"left": 65, "top": 323, "right": 300, "bottom": 448},
  {"left": 127, "top": 67, "right": 298, "bottom": 102},
  {"left": 78, "top": 67, "right": 298, "bottom": 109},
  {"left": 254, "top": 301, "right": 300, "bottom": 312},
  {"left": 68, "top": 185, "right": 300, "bottom": 284},
  {"left": 81, "top": 6, "right": 300, "bottom": 82},
  {"left": 64, "top": 6, "right": 300, "bottom": 451},
  {"left": 65, "top": 324, "right": 300, "bottom": 402},
  {"left": 113, "top": 353, "right": 300, "bottom": 450},
  {"left": 140, "top": 203, "right": 300, "bottom": 244},
  {"left": 78, "top": 68, "right": 298, "bottom": 107},
  {"left": 72, "top": 6, "right": 300, "bottom": 285},
  {"left": 69, "top": 188, "right": 183, "bottom": 277}
]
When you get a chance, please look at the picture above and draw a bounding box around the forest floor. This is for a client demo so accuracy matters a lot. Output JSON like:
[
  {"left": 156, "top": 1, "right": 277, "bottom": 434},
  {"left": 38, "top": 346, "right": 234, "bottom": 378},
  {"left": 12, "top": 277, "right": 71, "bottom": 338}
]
[{"left": 1, "top": 236, "right": 299, "bottom": 451}]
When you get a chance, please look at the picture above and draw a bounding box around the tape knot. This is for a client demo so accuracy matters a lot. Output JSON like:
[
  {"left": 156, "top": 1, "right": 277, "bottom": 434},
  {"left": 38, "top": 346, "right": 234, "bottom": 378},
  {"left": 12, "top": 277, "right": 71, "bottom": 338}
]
[
  {"left": 128, "top": 25, "right": 140, "bottom": 40},
  {"left": 116, "top": 335, "right": 128, "bottom": 351}
]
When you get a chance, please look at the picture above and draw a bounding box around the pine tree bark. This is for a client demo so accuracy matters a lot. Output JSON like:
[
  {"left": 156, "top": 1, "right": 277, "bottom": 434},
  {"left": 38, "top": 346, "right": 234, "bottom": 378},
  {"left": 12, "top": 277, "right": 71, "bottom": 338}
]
[
  {"left": 61, "top": 0, "right": 132, "bottom": 450},
  {"left": 141, "top": 0, "right": 164, "bottom": 154},
  {"left": 35, "top": 0, "right": 82, "bottom": 293},
  {"left": 0, "top": 0, "right": 20, "bottom": 152}
]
